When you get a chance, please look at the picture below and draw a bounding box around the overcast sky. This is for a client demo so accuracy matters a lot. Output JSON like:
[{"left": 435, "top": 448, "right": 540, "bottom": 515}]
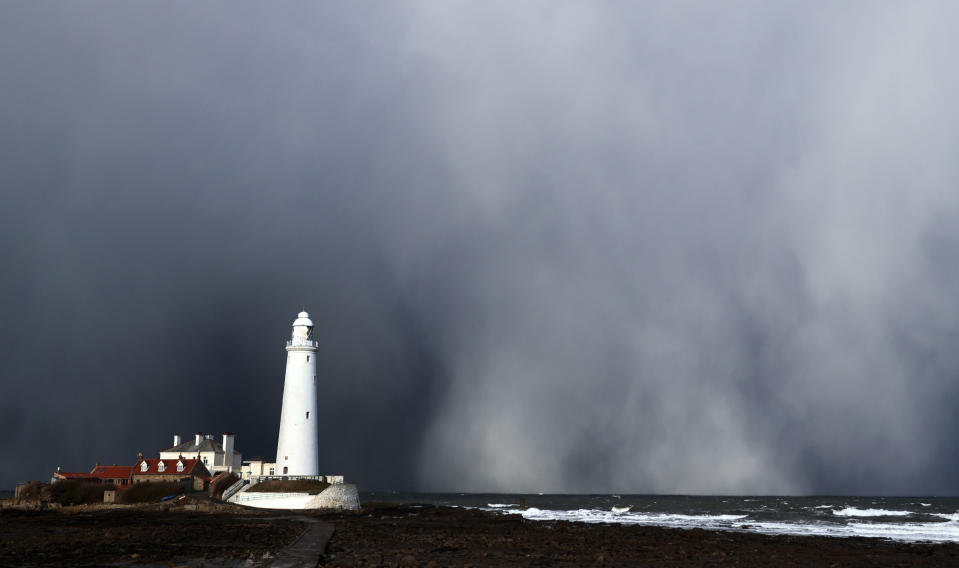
[{"left": 3, "top": 2, "right": 959, "bottom": 494}]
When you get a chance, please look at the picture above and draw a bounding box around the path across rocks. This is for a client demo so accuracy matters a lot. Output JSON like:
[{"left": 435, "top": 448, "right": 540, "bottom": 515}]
[{"left": 266, "top": 516, "right": 334, "bottom": 568}]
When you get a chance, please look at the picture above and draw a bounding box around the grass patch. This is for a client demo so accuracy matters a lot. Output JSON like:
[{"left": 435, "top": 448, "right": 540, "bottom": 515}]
[{"left": 246, "top": 479, "right": 330, "bottom": 494}]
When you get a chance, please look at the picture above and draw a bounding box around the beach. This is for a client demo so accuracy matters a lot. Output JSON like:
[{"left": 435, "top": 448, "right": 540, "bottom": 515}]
[{"left": 5, "top": 500, "right": 959, "bottom": 567}]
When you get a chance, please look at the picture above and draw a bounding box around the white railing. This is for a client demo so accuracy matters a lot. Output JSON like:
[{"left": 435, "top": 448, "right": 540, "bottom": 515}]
[
  {"left": 286, "top": 339, "right": 319, "bottom": 348},
  {"left": 222, "top": 479, "right": 247, "bottom": 501},
  {"left": 233, "top": 491, "right": 310, "bottom": 502},
  {"left": 249, "top": 475, "right": 328, "bottom": 485}
]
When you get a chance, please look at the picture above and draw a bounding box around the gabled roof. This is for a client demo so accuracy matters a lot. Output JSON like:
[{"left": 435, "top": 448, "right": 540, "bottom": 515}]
[
  {"left": 161, "top": 438, "right": 223, "bottom": 454},
  {"left": 90, "top": 465, "right": 134, "bottom": 480},
  {"left": 133, "top": 458, "right": 207, "bottom": 476}
]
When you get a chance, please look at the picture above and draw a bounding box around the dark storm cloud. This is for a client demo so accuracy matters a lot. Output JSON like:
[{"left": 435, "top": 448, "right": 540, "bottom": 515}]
[{"left": 3, "top": 1, "right": 959, "bottom": 494}]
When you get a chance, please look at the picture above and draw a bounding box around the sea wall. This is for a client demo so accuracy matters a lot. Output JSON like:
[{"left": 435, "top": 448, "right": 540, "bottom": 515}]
[
  {"left": 306, "top": 483, "right": 360, "bottom": 510},
  {"left": 230, "top": 483, "right": 361, "bottom": 510},
  {"left": 231, "top": 491, "right": 314, "bottom": 509}
]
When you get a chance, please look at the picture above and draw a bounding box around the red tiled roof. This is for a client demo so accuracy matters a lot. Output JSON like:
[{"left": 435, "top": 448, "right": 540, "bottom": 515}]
[
  {"left": 90, "top": 465, "right": 134, "bottom": 480},
  {"left": 55, "top": 472, "right": 95, "bottom": 479},
  {"left": 133, "top": 458, "right": 205, "bottom": 476}
]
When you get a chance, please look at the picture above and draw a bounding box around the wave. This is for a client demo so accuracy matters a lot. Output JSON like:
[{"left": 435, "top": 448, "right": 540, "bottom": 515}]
[
  {"left": 611, "top": 506, "right": 632, "bottom": 514},
  {"left": 832, "top": 507, "right": 912, "bottom": 517},
  {"left": 747, "top": 520, "right": 959, "bottom": 543},
  {"left": 500, "top": 507, "right": 959, "bottom": 543},
  {"left": 487, "top": 503, "right": 518, "bottom": 508},
  {"left": 510, "top": 507, "right": 747, "bottom": 529}
]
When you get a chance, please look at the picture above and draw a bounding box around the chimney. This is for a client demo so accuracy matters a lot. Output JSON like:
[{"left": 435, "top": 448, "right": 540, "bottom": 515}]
[
  {"left": 205, "top": 433, "right": 213, "bottom": 440},
  {"left": 137, "top": 452, "right": 143, "bottom": 460},
  {"left": 195, "top": 432, "right": 202, "bottom": 446},
  {"left": 173, "top": 433, "right": 181, "bottom": 447},
  {"left": 223, "top": 433, "right": 235, "bottom": 472}
]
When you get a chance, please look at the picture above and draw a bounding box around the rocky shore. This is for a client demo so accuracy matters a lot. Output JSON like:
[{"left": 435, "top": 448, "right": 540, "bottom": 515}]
[
  {"left": 0, "top": 502, "right": 305, "bottom": 566},
  {"left": 3, "top": 500, "right": 959, "bottom": 566},
  {"left": 317, "top": 503, "right": 959, "bottom": 567}
]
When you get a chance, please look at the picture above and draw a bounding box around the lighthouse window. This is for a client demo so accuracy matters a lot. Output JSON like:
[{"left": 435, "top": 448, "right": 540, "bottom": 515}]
[
  {"left": 306, "top": 411, "right": 310, "bottom": 419},
  {"left": 306, "top": 355, "right": 310, "bottom": 362}
]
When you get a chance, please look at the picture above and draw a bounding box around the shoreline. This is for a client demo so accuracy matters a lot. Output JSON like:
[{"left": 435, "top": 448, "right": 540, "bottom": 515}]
[
  {"left": 2, "top": 500, "right": 959, "bottom": 566},
  {"left": 316, "top": 502, "right": 959, "bottom": 567}
]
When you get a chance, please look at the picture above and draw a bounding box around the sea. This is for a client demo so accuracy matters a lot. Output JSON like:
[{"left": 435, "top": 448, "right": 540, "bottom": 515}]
[{"left": 362, "top": 492, "right": 959, "bottom": 544}]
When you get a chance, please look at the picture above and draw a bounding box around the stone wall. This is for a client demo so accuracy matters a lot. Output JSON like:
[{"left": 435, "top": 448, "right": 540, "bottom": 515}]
[
  {"left": 307, "top": 483, "right": 360, "bottom": 510},
  {"left": 230, "top": 483, "right": 361, "bottom": 510},
  {"left": 232, "top": 492, "right": 315, "bottom": 509}
]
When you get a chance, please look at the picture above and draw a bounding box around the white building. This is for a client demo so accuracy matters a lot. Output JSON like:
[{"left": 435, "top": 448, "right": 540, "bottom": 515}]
[
  {"left": 274, "top": 310, "right": 319, "bottom": 476},
  {"left": 159, "top": 432, "right": 242, "bottom": 474},
  {"left": 240, "top": 458, "right": 276, "bottom": 480}
]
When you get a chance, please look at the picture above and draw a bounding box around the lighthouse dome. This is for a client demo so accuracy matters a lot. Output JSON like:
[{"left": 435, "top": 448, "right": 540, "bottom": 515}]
[{"left": 293, "top": 311, "right": 313, "bottom": 327}]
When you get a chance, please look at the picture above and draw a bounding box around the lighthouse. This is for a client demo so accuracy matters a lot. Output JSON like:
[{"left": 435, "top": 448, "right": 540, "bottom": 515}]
[{"left": 275, "top": 310, "right": 319, "bottom": 476}]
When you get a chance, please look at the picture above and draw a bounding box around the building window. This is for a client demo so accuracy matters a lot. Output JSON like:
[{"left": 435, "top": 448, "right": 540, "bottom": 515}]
[
  {"left": 158, "top": 462, "right": 166, "bottom": 472},
  {"left": 176, "top": 461, "right": 184, "bottom": 472},
  {"left": 283, "top": 466, "right": 288, "bottom": 474},
  {"left": 140, "top": 462, "right": 148, "bottom": 472},
  {"left": 269, "top": 468, "right": 275, "bottom": 475}
]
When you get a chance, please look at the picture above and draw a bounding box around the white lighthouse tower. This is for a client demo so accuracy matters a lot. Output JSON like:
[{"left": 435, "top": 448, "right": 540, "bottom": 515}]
[{"left": 275, "top": 310, "right": 319, "bottom": 476}]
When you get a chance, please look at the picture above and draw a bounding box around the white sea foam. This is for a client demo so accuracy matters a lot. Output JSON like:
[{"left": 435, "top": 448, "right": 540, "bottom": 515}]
[
  {"left": 813, "top": 505, "right": 834, "bottom": 509},
  {"left": 487, "top": 503, "right": 518, "bottom": 508},
  {"left": 832, "top": 507, "right": 912, "bottom": 517},
  {"left": 507, "top": 507, "right": 746, "bottom": 530},
  {"left": 483, "top": 505, "right": 959, "bottom": 543},
  {"left": 921, "top": 503, "right": 932, "bottom": 507},
  {"left": 747, "top": 520, "right": 959, "bottom": 543},
  {"left": 611, "top": 506, "right": 631, "bottom": 514}
]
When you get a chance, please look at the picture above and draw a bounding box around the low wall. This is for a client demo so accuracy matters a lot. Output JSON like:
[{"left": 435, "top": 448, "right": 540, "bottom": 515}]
[
  {"left": 232, "top": 491, "right": 315, "bottom": 509},
  {"left": 231, "top": 484, "right": 360, "bottom": 510}
]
